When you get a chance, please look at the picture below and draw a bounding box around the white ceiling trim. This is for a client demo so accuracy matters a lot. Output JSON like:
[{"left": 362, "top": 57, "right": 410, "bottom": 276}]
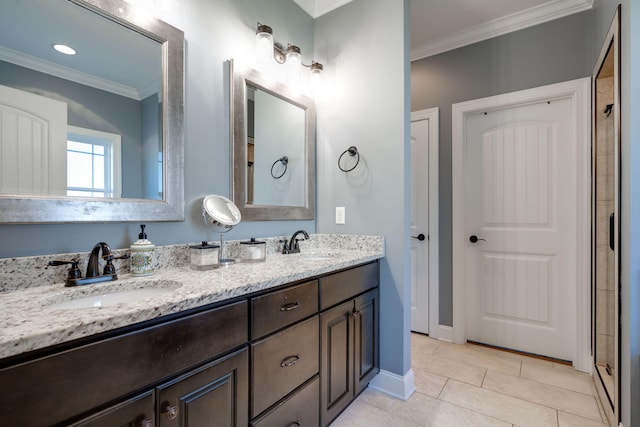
[
  {"left": 293, "top": 0, "right": 354, "bottom": 18},
  {"left": 0, "top": 46, "right": 150, "bottom": 101},
  {"left": 411, "top": 0, "right": 593, "bottom": 61}
]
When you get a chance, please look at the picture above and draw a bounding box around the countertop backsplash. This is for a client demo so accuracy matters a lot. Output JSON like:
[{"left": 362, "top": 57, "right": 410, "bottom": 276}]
[{"left": 0, "top": 234, "right": 384, "bottom": 293}]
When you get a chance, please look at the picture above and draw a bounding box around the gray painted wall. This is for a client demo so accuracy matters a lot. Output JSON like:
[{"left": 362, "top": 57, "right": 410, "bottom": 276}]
[
  {"left": 411, "top": 11, "right": 593, "bottom": 326},
  {"left": 315, "top": 0, "right": 411, "bottom": 376},
  {"left": 0, "top": 0, "right": 315, "bottom": 258}
]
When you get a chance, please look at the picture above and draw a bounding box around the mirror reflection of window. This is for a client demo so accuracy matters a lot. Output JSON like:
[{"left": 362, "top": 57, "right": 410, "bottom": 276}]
[{"left": 66, "top": 126, "right": 121, "bottom": 198}]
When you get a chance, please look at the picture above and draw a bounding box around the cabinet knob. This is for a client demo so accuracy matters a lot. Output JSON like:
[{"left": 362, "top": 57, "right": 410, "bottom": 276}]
[
  {"left": 280, "top": 355, "right": 300, "bottom": 367},
  {"left": 280, "top": 301, "right": 300, "bottom": 312},
  {"left": 138, "top": 419, "right": 153, "bottom": 427},
  {"left": 287, "top": 422, "right": 301, "bottom": 427},
  {"left": 162, "top": 402, "right": 179, "bottom": 420}
]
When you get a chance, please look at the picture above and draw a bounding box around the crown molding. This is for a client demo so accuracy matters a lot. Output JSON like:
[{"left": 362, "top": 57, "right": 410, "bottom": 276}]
[
  {"left": 293, "top": 0, "right": 353, "bottom": 18},
  {"left": 0, "top": 46, "right": 146, "bottom": 100},
  {"left": 411, "top": 0, "right": 593, "bottom": 61}
]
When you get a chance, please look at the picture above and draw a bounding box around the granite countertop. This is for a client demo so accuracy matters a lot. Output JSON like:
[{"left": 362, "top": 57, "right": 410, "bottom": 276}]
[{"left": 0, "top": 246, "right": 383, "bottom": 360}]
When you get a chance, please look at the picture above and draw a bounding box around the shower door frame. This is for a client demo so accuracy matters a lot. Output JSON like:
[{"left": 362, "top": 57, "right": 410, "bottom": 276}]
[{"left": 591, "top": 5, "right": 621, "bottom": 427}]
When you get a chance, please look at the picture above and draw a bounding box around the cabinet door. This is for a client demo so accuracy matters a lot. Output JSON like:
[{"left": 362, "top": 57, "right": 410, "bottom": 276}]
[
  {"left": 320, "top": 300, "right": 354, "bottom": 426},
  {"left": 157, "top": 348, "right": 248, "bottom": 427},
  {"left": 68, "top": 390, "right": 154, "bottom": 427},
  {"left": 354, "top": 289, "right": 379, "bottom": 395}
]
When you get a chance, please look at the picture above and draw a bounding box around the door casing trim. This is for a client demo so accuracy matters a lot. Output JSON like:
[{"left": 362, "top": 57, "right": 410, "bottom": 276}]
[
  {"left": 410, "top": 108, "right": 443, "bottom": 340},
  {"left": 451, "top": 78, "right": 592, "bottom": 372}
]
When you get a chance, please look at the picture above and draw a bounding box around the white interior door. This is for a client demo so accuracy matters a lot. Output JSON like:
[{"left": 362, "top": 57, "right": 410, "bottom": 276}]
[
  {"left": 0, "top": 85, "right": 67, "bottom": 195},
  {"left": 465, "top": 98, "right": 576, "bottom": 361},
  {"left": 410, "top": 116, "right": 430, "bottom": 334}
]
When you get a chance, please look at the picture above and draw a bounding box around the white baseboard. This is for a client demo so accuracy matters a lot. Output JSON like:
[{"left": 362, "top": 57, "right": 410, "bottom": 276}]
[
  {"left": 429, "top": 324, "right": 453, "bottom": 342},
  {"left": 574, "top": 352, "right": 593, "bottom": 374},
  {"left": 368, "top": 369, "right": 416, "bottom": 401}
]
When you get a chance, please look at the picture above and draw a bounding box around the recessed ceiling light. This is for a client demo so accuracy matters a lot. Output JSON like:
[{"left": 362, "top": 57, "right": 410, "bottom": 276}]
[{"left": 52, "top": 44, "right": 77, "bottom": 55}]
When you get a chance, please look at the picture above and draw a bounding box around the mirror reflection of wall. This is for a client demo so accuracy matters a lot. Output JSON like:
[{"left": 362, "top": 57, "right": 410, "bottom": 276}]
[
  {"left": 230, "top": 59, "right": 315, "bottom": 221},
  {"left": 0, "top": 0, "right": 163, "bottom": 201},
  {"left": 248, "top": 85, "right": 306, "bottom": 207}
]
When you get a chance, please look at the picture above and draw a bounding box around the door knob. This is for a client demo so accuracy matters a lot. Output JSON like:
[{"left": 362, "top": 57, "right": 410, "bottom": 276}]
[
  {"left": 469, "top": 235, "right": 486, "bottom": 243},
  {"left": 412, "top": 234, "right": 426, "bottom": 241}
]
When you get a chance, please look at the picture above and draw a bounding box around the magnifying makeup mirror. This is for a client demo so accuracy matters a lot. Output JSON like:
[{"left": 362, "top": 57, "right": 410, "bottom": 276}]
[{"left": 202, "top": 195, "right": 241, "bottom": 266}]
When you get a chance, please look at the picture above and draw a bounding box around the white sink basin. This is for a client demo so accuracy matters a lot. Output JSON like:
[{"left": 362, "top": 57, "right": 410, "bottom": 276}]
[{"left": 46, "top": 282, "right": 181, "bottom": 309}]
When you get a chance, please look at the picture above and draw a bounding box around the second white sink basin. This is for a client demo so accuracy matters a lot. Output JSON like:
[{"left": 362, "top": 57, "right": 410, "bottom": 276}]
[{"left": 46, "top": 282, "right": 181, "bottom": 309}]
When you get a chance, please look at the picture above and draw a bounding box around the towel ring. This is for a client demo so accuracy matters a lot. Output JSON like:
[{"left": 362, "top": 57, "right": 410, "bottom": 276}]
[
  {"left": 271, "top": 156, "right": 289, "bottom": 179},
  {"left": 338, "top": 146, "right": 359, "bottom": 172}
]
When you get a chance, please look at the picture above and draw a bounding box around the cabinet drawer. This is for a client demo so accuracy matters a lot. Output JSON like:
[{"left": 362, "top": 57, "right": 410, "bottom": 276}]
[
  {"left": 251, "top": 279, "right": 318, "bottom": 339},
  {"left": 320, "top": 262, "right": 378, "bottom": 310},
  {"left": 0, "top": 300, "right": 248, "bottom": 427},
  {"left": 68, "top": 390, "right": 154, "bottom": 427},
  {"left": 251, "top": 376, "right": 319, "bottom": 427},
  {"left": 251, "top": 316, "right": 319, "bottom": 417}
]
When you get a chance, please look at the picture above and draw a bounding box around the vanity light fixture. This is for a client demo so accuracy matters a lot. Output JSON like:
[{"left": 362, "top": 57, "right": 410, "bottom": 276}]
[
  {"left": 52, "top": 43, "right": 77, "bottom": 55},
  {"left": 256, "top": 23, "right": 323, "bottom": 76}
]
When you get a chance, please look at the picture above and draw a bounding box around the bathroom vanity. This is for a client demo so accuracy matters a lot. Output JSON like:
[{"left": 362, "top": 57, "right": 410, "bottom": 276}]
[{"left": 0, "top": 242, "right": 381, "bottom": 427}]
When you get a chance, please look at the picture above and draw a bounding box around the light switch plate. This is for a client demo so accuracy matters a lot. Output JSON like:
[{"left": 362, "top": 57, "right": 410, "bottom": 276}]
[{"left": 335, "top": 207, "right": 346, "bottom": 224}]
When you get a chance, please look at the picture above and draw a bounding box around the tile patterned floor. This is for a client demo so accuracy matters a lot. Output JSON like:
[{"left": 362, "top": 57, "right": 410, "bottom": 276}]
[{"left": 330, "top": 333, "right": 609, "bottom": 427}]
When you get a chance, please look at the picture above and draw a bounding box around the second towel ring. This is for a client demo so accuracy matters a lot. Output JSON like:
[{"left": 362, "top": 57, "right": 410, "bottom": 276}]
[
  {"left": 271, "top": 156, "right": 289, "bottom": 179},
  {"left": 338, "top": 146, "right": 360, "bottom": 172}
]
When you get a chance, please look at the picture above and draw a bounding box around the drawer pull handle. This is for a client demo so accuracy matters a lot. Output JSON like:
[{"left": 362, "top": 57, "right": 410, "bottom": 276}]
[
  {"left": 161, "top": 402, "right": 179, "bottom": 420},
  {"left": 280, "top": 355, "right": 300, "bottom": 367},
  {"left": 280, "top": 301, "right": 301, "bottom": 312},
  {"left": 138, "top": 419, "right": 153, "bottom": 427}
]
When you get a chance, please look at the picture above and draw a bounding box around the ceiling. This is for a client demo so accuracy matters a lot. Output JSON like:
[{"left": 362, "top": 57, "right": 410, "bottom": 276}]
[
  {"left": 293, "top": 0, "right": 593, "bottom": 60},
  {"left": 0, "top": 0, "right": 161, "bottom": 100}
]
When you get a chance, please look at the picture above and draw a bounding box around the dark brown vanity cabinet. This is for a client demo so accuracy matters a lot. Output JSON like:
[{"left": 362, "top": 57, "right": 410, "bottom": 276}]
[
  {"left": 319, "top": 263, "right": 379, "bottom": 426},
  {"left": 0, "top": 301, "right": 248, "bottom": 427},
  {"left": 0, "top": 260, "right": 379, "bottom": 427}
]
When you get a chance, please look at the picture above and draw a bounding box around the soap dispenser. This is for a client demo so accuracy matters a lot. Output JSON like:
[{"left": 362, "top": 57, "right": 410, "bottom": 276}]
[{"left": 130, "top": 224, "right": 155, "bottom": 276}]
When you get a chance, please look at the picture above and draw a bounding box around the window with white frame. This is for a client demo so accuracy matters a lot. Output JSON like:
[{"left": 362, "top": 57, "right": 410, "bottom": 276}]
[{"left": 67, "top": 126, "right": 121, "bottom": 198}]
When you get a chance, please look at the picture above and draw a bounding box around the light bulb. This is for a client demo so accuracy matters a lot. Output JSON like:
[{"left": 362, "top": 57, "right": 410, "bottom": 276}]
[
  {"left": 285, "top": 45, "right": 301, "bottom": 84},
  {"left": 256, "top": 24, "right": 273, "bottom": 66}
]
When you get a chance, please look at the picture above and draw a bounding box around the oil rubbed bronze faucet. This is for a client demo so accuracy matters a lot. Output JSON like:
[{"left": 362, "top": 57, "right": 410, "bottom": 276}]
[
  {"left": 281, "top": 230, "right": 309, "bottom": 254},
  {"left": 48, "top": 242, "right": 129, "bottom": 287}
]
